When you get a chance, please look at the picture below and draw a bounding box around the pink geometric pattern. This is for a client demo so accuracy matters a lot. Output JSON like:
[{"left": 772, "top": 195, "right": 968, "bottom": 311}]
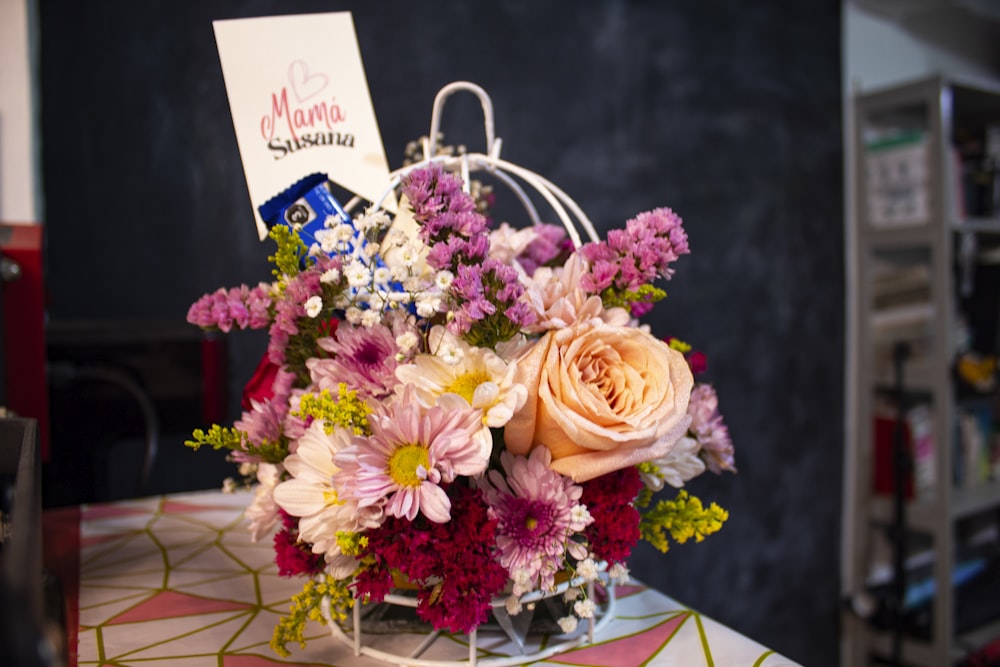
[
  {"left": 71, "top": 490, "right": 802, "bottom": 667},
  {"left": 551, "top": 613, "right": 689, "bottom": 667},
  {"left": 107, "top": 590, "right": 252, "bottom": 625}
]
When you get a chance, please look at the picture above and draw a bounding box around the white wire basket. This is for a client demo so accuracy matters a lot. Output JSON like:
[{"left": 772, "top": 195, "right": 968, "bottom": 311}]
[
  {"left": 322, "top": 569, "right": 617, "bottom": 667},
  {"left": 324, "top": 82, "right": 619, "bottom": 666}
]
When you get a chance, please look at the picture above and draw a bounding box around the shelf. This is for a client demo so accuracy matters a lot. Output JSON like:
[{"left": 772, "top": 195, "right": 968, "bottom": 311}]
[
  {"left": 869, "top": 483, "right": 1000, "bottom": 531},
  {"left": 953, "top": 482, "right": 1000, "bottom": 521},
  {"left": 846, "top": 73, "right": 1000, "bottom": 667},
  {"left": 863, "top": 224, "right": 939, "bottom": 248},
  {"left": 952, "top": 217, "right": 1000, "bottom": 234},
  {"left": 871, "top": 358, "right": 936, "bottom": 393}
]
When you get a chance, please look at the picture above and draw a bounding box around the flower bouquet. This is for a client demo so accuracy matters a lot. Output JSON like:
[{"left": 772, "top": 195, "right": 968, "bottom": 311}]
[{"left": 186, "top": 83, "right": 735, "bottom": 665}]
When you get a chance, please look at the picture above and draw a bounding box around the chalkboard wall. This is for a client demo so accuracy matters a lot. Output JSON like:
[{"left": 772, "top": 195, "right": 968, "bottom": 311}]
[{"left": 39, "top": 1, "right": 844, "bottom": 664}]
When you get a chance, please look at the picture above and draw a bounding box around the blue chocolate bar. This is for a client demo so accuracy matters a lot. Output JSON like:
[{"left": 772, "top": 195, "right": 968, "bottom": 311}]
[{"left": 258, "top": 173, "right": 350, "bottom": 258}]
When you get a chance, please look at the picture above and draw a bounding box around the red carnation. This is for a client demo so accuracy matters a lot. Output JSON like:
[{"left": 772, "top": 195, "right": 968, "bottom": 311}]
[{"left": 580, "top": 467, "right": 644, "bottom": 566}]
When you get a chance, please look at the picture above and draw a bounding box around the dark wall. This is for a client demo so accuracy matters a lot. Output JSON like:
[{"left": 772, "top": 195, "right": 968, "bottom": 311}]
[{"left": 38, "top": 1, "right": 844, "bottom": 665}]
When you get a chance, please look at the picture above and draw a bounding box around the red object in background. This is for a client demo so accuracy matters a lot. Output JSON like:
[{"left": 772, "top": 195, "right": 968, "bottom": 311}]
[
  {"left": 873, "top": 415, "right": 914, "bottom": 499},
  {"left": 199, "top": 332, "right": 228, "bottom": 424},
  {"left": 1, "top": 224, "right": 50, "bottom": 460}
]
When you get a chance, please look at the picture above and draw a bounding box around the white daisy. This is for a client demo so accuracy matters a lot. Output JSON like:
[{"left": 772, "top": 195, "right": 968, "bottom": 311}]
[{"left": 272, "top": 421, "right": 382, "bottom": 578}]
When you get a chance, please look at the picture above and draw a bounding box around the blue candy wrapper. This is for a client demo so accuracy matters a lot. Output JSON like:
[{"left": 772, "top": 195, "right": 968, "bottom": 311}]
[
  {"left": 258, "top": 173, "right": 351, "bottom": 255},
  {"left": 258, "top": 176, "right": 405, "bottom": 308}
]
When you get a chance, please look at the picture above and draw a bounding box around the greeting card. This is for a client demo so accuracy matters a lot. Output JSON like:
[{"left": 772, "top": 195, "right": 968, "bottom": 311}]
[{"left": 214, "top": 12, "right": 394, "bottom": 238}]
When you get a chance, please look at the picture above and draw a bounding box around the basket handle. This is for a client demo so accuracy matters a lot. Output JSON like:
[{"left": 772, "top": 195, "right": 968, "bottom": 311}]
[
  {"left": 347, "top": 83, "right": 599, "bottom": 248},
  {"left": 425, "top": 81, "right": 502, "bottom": 160}
]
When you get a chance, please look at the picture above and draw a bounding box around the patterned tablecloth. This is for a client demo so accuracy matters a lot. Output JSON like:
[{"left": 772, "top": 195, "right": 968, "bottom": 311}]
[{"left": 57, "top": 490, "right": 800, "bottom": 667}]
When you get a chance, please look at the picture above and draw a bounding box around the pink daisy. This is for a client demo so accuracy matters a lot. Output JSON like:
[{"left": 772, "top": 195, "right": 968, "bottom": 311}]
[
  {"left": 333, "top": 387, "right": 487, "bottom": 524},
  {"left": 478, "top": 447, "right": 592, "bottom": 595}
]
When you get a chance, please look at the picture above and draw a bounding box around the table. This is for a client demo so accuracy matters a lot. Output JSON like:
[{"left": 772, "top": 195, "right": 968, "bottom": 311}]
[{"left": 46, "top": 490, "right": 801, "bottom": 667}]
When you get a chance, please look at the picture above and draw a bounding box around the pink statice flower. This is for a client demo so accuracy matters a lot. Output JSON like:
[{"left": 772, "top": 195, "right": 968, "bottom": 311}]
[
  {"left": 334, "top": 388, "right": 487, "bottom": 524},
  {"left": 579, "top": 207, "right": 690, "bottom": 296},
  {"left": 306, "top": 322, "right": 399, "bottom": 399},
  {"left": 477, "top": 447, "right": 592, "bottom": 595},
  {"left": 186, "top": 283, "right": 272, "bottom": 332},
  {"left": 688, "top": 384, "right": 736, "bottom": 474}
]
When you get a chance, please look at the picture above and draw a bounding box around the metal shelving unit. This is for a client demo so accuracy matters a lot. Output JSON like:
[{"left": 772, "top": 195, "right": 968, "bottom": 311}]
[{"left": 844, "top": 74, "right": 1000, "bottom": 667}]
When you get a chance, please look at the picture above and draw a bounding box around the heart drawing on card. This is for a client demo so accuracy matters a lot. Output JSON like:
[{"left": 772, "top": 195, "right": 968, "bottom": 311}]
[{"left": 288, "top": 60, "right": 328, "bottom": 102}]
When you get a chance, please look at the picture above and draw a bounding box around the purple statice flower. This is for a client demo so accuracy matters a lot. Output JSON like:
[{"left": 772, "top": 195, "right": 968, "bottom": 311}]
[
  {"left": 688, "top": 384, "right": 736, "bottom": 474},
  {"left": 402, "top": 163, "right": 475, "bottom": 220},
  {"left": 579, "top": 207, "right": 690, "bottom": 295},
  {"left": 306, "top": 322, "right": 399, "bottom": 399},
  {"left": 446, "top": 259, "right": 533, "bottom": 344},
  {"left": 518, "top": 223, "right": 572, "bottom": 275},
  {"left": 187, "top": 284, "right": 273, "bottom": 332},
  {"left": 504, "top": 301, "right": 536, "bottom": 329},
  {"left": 401, "top": 165, "right": 490, "bottom": 270},
  {"left": 426, "top": 235, "right": 481, "bottom": 271}
]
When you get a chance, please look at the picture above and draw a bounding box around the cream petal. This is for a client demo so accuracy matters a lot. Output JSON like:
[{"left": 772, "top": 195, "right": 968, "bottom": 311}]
[
  {"left": 471, "top": 382, "right": 500, "bottom": 410},
  {"left": 272, "top": 478, "right": 329, "bottom": 516}
]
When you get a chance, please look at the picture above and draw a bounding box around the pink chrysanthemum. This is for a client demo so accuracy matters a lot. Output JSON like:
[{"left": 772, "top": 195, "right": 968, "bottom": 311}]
[
  {"left": 333, "top": 388, "right": 486, "bottom": 524},
  {"left": 478, "top": 447, "right": 592, "bottom": 595},
  {"left": 306, "top": 322, "right": 399, "bottom": 399}
]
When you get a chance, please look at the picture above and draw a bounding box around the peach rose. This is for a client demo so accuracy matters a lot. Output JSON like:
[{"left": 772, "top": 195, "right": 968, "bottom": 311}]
[{"left": 503, "top": 321, "right": 693, "bottom": 482}]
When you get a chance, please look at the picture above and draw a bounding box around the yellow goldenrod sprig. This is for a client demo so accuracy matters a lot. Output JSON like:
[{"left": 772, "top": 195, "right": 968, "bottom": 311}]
[
  {"left": 271, "top": 574, "right": 354, "bottom": 657},
  {"left": 293, "top": 384, "right": 372, "bottom": 435},
  {"left": 600, "top": 284, "right": 667, "bottom": 314},
  {"left": 185, "top": 425, "right": 288, "bottom": 464},
  {"left": 639, "top": 490, "right": 729, "bottom": 554},
  {"left": 336, "top": 531, "right": 369, "bottom": 557},
  {"left": 268, "top": 224, "right": 309, "bottom": 278},
  {"left": 185, "top": 424, "right": 244, "bottom": 452}
]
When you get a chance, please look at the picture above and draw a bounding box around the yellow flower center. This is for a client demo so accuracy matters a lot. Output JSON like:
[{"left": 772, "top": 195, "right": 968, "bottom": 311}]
[
  {"left": 445, "top": 370, "right": 491, "bottom": 404},
  {"left": 388, "top": 444, "right": 430, "bottom": 488},
  {"left": 525, "top": 516, "right": 539, "bottom": 531},
  {"left": 323, "top": 489, "right": 340, "bottom": 506}
]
